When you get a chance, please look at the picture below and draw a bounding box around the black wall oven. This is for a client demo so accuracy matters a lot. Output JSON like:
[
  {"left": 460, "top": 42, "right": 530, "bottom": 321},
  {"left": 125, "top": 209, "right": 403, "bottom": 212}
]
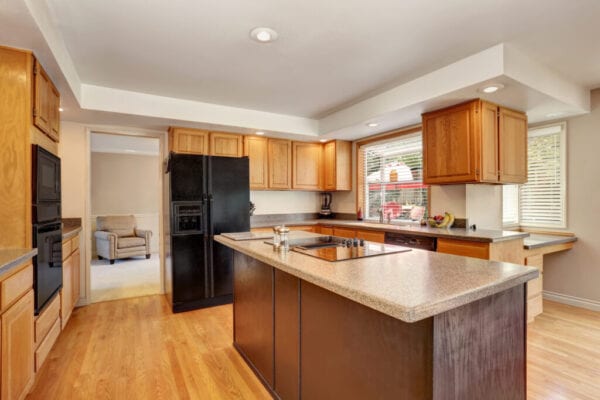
[{"left": 32, "top": 145, "right": 62, "bottom": 314}]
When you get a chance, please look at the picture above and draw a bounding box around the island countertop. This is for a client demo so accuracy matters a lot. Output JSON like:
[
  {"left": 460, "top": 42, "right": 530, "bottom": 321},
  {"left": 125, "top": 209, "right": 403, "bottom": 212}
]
[{"left": 215, "top": 233, "right": 538, "bottom": 323}]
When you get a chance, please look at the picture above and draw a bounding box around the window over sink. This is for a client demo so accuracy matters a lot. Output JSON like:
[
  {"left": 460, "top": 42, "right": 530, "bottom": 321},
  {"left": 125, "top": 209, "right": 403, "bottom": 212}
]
[
  {"left": 502, "top": 122, "right": 567, "bottom": 228},
  {"left": 357, "top": 129, "right": 428, "bottom": 223}
]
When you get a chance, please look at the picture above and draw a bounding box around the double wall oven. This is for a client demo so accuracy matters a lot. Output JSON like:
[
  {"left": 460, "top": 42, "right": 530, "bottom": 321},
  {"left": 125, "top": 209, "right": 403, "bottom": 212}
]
[{"left": 32, "top": 145, "right": 62, "bottom": 315}]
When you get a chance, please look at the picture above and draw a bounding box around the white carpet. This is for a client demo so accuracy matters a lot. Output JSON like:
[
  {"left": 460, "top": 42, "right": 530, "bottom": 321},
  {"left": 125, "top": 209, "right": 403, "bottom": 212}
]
[{"left": 90, "top": 255, "right": 161, "bottom": 303}]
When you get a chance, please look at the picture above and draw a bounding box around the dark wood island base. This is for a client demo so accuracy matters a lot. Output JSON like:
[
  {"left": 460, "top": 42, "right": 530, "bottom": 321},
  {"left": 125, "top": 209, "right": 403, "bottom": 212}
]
[{"left": 232, "top": 251, "right": 526, "bottom": 400}]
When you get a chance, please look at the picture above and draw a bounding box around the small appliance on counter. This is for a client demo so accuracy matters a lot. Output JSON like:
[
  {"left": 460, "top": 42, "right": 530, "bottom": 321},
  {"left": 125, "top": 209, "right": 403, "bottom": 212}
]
[
  {"left": 318, "top": 192, "right": 334, "bottom": 219},
  {"left": 32, "top": 145, "right": 63, "bottom": 315}
]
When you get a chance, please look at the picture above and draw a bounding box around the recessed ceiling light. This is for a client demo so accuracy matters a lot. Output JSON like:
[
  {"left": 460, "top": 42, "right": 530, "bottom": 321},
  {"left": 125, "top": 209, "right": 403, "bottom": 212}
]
[
  {"left": 58, "top": 107, "right": 64, "bottom": 112},
  {"left": 250, "top": 27, "right": 278, "bottom": 43},
  {"left": 256, "top": 131, "right": 265, "bottom": 135},
  {"left": 366, "top": 122, "right": 379, "bottom": 127},
  {"left": 478, "top": 83, "right": 505, "bottom": 94},
  {"left": 545, "top": 111, "right": 565, "bottom": 118},
  {"left": 319, "top": 139, "right": 327, "bottom": 143}
]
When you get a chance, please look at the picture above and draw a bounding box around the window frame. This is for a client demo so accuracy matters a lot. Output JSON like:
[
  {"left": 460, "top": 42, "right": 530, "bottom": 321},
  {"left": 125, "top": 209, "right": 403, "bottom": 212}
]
[{"left": 355, "top": 125, "right": 430, "bottom": 223}]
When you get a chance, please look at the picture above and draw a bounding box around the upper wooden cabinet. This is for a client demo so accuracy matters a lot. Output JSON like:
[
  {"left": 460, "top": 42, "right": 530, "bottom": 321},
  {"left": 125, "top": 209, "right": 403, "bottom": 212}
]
[
  {"left": 244, "top": 136, "right": 269, "bottom": 190},
  {"left": 33, "top": 60, "right": 60, "bottom": 142},
  {"left": 268, "top": 139, "right": 292, "bottom": 190},
  {"left": 422, "top": 99, "right": 527, "bottom": 184},
  {"left": 169, "top": 127, "right": 209, "bottom": 155},
  {"left": 210, "top": 131, "right": 243, "bottom": 157},
  {"left": 323, "top": 140, "right": 352, "bottom": 191},
  {"left": 292, "top": 142, "right": 322, "bottom": 190}
]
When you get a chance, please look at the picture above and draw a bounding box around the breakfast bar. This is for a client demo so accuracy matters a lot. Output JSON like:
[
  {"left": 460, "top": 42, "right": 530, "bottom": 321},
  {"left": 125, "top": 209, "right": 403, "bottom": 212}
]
[{"left": 215, "top": 233, "right": 539, "bottom": 400}]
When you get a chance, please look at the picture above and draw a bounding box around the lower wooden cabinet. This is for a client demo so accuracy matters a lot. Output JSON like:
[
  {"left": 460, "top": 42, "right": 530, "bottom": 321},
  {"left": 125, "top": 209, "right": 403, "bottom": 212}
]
[
  {"left": 61, "top": 235, "right": 81, "bottom": 330},
  {"left": 0, "top": 263, "right": 34, "bottom": 400}
]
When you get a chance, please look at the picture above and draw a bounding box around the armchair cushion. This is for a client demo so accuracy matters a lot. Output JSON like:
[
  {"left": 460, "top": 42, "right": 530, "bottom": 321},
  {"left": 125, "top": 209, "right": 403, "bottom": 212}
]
[{"left": 117, "top": 237, "right": 146, "bottom": 249}]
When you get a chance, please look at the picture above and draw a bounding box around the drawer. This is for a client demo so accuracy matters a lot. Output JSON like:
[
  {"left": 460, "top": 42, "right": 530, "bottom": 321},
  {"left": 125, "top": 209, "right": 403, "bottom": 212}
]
[
  {"left": 319, "top": 226, "right": 333, "bottom": 236},
  {"left": 251, "top": 227, "right": 275, "bottom": 233},
  {"left": 356, "top": 230, "right": 385, "bottom": 243},
  {"left": 62, "top": 239, "right": 72, "bottom": 260},
  {"left": 527, "top": 275, "right": 543, "bottom": 299},
  {"left": 35, "top": 317, "right": 61, "bottom": 372},
  {"left": 289, "top": 225, "right": 315, "bottom": 233},
  {"left": 35, "top": 293, "right": 61, "bottom": 346},
  {"left": 437, "top": 238, "right": 489, "bottom": 260},
  {"left": 527, "top": 294, "right": 543, "bottom": 323},
  {"left": 71, "top": 235, "right": 80, "bottom": 252},
  {"left": 332, "top": 227, "right": 356, "bottom": 239},
  {"left": 1, "top": 263, "right": 33, "bottom": 311}
]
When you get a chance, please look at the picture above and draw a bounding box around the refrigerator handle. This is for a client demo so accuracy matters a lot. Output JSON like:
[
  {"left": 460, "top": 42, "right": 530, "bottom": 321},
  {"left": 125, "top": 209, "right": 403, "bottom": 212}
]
[{"left": 208, "top": 194, "right": 214, "bottom": 236}]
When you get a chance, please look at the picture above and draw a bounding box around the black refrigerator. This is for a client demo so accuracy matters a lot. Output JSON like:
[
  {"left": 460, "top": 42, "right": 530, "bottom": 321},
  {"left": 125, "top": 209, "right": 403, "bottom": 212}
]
[{"left": 164, "top": 153, "right": 250, "bottom": 312}]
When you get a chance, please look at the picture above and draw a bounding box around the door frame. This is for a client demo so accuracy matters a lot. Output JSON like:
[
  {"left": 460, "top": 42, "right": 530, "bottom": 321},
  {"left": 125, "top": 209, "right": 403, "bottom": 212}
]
[{"left": 82, "top": 126, "right": 167, "bottom": 305}]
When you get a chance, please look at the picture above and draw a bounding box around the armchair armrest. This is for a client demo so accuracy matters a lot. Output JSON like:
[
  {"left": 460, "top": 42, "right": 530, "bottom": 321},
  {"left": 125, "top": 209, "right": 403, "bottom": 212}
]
[
  {"left": 94, "top": 231, "right": 117, "bottom": 241},
  {"left": 135, "top": 229, "right": 152, "bottom": 239}
]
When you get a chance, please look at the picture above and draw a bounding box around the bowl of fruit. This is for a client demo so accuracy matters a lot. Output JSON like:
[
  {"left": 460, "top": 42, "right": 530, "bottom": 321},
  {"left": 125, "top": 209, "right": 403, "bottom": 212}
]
[{"left": 427, "top": 212, "right": 455, "bottom": 229}]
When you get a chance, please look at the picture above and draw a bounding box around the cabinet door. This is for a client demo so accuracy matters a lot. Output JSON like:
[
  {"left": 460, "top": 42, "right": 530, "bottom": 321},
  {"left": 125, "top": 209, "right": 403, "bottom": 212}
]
[
  {"left": 72, "top": 248, "right": 80, "bottom": 307},
  {"left": 499, "top": 108, "right": 528, "bottom": 183},
  {"left": 33, "top": 61, "right": 51, "bottom": 135},
  {"left": 61, "top": 254, "right": 73, "bottom": 329},
  {"left": 48, "top": 84, "right": 60, "bottom": 142},
  {"left": 292, "top": 142, "right": 322, "bottom": 190},
  {"left": 233, "top": 252, "right": 274, "bottom": 386},
  {"left": 319, "top": 226, "right": 333, "bottom": 236},
  {"left": 2, "top": 289, "right": 35, "bottom": 400},
  {"left": 244, "top": 136, "right": 269, "bottom": 189},
  {"left": 423, "top": 101, "right": 480, "bottom": 184},
  {"left": 356, "top": 230, "right": 385, "bottom": 243},
  {"left": 332, "top": 227, "right": 356, "bottom": 239},
  {"left": 169, "top": 128, "right": 209, "bottom": 154},
  {"left": 210, "top": 132, "right": 243, "bottom": 157},
  {"left": 480, "top": 101, "right": 499, "bottom": 182},
  {"left": 268, "top": 139, "right": 292, "bottom": 189},
  {"left": 323, "top": 142, "right": 336, "bottom": 190}
]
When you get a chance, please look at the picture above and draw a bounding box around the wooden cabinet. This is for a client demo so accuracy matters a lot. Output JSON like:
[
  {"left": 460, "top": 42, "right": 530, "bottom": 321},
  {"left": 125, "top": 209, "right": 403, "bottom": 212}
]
[
  {"left": 0, "top": 261, "right": 35, "bottom": 400},
  {"left": 210, "top": 131, "right": 243, "bottom": 157},
  {"left": 332, "top": 227, "right": 356, "bottom": 239},
  {"left": 61, "top": 235, "right": 80, "bottom": 329},
  {"left": 268, "top": 139, "right": 292, "bottom": 190},
  {"left": 422, "top": 99, "right": 527, "bottom": 184},
  {"left": 244, "top": 136, "right": 269, "bottom": 189},
  {"left": 356, "top": 230, "right": 385, "bottom": 243},
  {"left": 292, "top": 142, "right": 322, "bottom": 190},
  {"left": 319, "top": 226, "right": 334, "bottom": 236},
  {"left": 33, "top": 60, "right": 60, "bottom": 143},
  {"left": 168, "top": 127, "right": 209, "bottom": 155},
  {"left": 323, "top": 141, "right": 352, "bottom": 191}
]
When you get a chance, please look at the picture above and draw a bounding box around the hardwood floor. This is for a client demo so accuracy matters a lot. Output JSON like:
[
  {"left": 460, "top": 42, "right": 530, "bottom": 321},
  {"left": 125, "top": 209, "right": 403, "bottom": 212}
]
[
  {"left": 26, "top": 296, "right": 270, "bottom": 400},
  {"left": 528, "top": 300, "right": 600, "bottom": 400},
  {"left": 27, "top": 297, "right": 599, "bottom": 400}
]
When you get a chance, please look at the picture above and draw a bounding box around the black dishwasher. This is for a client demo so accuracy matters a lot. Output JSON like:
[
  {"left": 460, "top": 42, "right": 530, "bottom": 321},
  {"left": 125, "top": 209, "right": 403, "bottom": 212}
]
[{"left": 384, "top": 232, "right": 437, "bottom": 251}]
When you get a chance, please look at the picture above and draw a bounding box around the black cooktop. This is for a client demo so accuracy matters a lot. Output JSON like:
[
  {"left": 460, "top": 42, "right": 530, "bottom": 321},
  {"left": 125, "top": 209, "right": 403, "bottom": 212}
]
[{"left": 265, "top": 236, "right": 411, "bottom": 262}]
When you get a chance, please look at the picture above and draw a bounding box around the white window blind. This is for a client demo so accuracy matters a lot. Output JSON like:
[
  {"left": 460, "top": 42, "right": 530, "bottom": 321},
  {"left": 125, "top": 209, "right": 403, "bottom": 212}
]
[
  {"left": 502, "top": 184, "right": 520, "bottom": 226},
  {"left": 520, "top": 123, "right": 567, "bottom": 228},
  {"left": 361, "top": 133, "right": 428, "bottom": 222}
]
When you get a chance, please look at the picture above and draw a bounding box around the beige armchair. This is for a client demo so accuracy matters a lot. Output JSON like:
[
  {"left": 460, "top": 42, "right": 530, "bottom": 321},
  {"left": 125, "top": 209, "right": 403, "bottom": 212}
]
[{"left": 95, "top": 215, "right": 152, "bottom": 264}]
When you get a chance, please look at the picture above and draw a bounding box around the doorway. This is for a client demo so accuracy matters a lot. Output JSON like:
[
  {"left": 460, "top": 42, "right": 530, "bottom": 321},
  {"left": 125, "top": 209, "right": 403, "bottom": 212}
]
[{"left": 89, "top": 132, "right": 162, "bottom": 302}]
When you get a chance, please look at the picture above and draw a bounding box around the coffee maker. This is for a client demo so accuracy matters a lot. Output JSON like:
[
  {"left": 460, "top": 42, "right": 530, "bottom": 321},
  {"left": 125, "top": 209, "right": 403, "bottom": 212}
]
[{"left": 319, "top": 192, "right": 334, "bottom": 218}]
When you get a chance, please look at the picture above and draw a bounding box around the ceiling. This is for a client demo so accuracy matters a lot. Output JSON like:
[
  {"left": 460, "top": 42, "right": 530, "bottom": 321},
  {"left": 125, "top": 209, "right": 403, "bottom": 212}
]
[{"left": 2, "top": 0, "right": 599, "bottom": 139}]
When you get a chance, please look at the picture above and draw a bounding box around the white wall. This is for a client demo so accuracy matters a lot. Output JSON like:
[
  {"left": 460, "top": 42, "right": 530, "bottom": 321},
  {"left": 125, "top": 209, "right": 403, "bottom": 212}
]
[
  {"left": 59, "top": 121, "right": 88, "bottom": 303},
  {"left": 251, "top": 191, "right": 321, "bottom": 215},
  {"left": 542, "top": 89, "right": 600, "bottom": 305},
  {"left": 430, "top": 185, "right": 466, "bottom": 218},
  {"left": 465, "top": 184, "right": 503, "bottom": 229}
]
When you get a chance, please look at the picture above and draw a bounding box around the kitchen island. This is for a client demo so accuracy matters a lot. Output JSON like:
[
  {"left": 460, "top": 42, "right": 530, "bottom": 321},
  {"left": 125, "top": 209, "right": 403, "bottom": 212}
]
[{"left": 215, "top": 233, "right": 538, "bottom": 400}]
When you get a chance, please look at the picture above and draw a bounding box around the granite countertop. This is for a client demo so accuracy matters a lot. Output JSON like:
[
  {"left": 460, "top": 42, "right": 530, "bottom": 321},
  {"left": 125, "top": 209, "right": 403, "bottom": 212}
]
[
  {"left": 62, "top": 225, "right": 82, "bottom": 241},
  {"left": 215, "top": 233, "right": 538, "bottom": 323},
  {"left": 252, "top": 219, "right": 529, "bottom": 243},
  {"left": 0, "top": 249, "right": 38, "bottom": 279},
  {"left": 524, "top": 234, "right": 577, "bottom": 250}
]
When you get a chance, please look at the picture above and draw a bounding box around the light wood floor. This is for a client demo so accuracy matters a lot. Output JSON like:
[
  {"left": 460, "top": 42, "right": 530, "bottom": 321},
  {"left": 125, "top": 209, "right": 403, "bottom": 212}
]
[{"left": 27, "top": 297, "right": 599, "bottom": 400}]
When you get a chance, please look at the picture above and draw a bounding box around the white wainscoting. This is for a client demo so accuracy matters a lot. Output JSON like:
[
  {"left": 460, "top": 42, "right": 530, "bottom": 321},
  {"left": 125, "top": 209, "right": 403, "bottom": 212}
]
[{"left": 90, "top": 213, "right": 160, "bottom": 257}]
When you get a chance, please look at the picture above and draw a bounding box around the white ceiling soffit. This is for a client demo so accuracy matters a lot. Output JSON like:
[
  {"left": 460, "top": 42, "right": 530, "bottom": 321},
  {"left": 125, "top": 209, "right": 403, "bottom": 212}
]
[
  {"left": 9, "top": 0, "right": 592, "bottom": 140},
  {"left": 90, "top": 132, "right": 159, "bottom": 156}
]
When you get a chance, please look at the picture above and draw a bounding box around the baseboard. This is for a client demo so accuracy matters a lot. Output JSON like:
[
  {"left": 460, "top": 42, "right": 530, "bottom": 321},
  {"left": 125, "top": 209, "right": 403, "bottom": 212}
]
[{"left": 543, "top": 290, "right": 600, "bottom": 311}]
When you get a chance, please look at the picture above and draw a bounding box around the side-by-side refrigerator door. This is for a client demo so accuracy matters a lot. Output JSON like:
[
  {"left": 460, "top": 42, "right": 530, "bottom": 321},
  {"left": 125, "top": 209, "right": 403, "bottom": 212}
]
[
  {"left": 168, "top": 154, "right": 210, "bottom": 309},
  {"left": 207, "top": 156, "right": 250, "bottom": 298}
]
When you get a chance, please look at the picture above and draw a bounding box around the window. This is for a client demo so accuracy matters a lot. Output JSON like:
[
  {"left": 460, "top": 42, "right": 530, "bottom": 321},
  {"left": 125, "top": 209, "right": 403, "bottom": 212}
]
[
  {"left": 502, "top": 122, "right": 567, "bottom": 228},
  {"left": 358, "top": 131, "right": 428, "bottom": 222}
]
